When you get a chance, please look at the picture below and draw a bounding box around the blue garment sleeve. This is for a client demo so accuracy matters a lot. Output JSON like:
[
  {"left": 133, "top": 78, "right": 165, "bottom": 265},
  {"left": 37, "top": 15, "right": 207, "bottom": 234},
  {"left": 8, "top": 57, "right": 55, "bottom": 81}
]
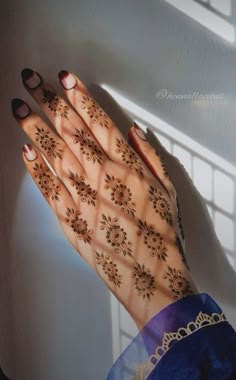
[{"left": 106, "top": 293, "right": 236, "bottom": 379}]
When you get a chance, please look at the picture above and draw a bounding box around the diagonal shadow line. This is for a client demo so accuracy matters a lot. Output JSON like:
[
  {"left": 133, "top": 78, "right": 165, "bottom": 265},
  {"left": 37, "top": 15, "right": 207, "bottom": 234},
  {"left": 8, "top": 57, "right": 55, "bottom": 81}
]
[{"left": 194, "top": 0, "right": 232, "bottom": 21}]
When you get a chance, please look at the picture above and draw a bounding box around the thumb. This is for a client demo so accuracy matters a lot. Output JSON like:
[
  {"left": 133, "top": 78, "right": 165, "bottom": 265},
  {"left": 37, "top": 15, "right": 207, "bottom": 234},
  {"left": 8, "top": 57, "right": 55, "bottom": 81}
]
[{"left": 128, "top": 122, "right": 176, "bottom": 200}]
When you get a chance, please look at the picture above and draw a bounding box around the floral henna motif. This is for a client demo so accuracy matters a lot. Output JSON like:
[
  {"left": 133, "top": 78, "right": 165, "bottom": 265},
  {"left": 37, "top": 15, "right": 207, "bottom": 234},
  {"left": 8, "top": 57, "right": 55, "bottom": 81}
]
[
  {"left": 68, "top": 171, "right": 97, "bottom": 206},
  {"left": 35, "top": 126, "right": 63, "bottom": 159},
  {"left": 65, "top": 208, "right": 93, "bottom": 244},
  {"left": 175, "top": 235, "right": 190, "bottom": 270},
  {"left": 100, "top": 214, "right": 133, "bottom": 257},
  {"left": 115, "top": 138, "right": 144, "bottom": 176},
  {"left": 176, "top": 196, "right": 185, "bottom": 241},
  {"left": 42, "top": 89, "right": 69, "bottom": 118},
  {"left": 33, "top": 162, "right": 60, "bottom": 200},
  {"left": 163, "top": 266, "right": 194, "bottom": 300},
  {"left": 73, "top": 128, "right": 103, "bottom": 164},
  {"left": 137, "top": 220, "right": 168, "bottom": 261},
  {"left": 149, "top": 186, "right": 173, "bottom": 226},
  {"left": 104, "top": 174, "right": 136, "bottom": 217},
  {"left": 80, "top": 95, "right": 111, "bottom": 129},
  {"left": 95, "top": 252, "right": 122, "bottom": 287},
  {"left": 132, "top": 263, "right": 157, "bottom": 300}
]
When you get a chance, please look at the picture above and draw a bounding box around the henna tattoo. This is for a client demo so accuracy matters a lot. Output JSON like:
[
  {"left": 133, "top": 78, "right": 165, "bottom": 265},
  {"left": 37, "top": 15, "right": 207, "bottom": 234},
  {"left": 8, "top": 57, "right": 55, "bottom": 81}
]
[
  {"left": 115, "top": 138, "right": 144, "bottom": 176},
  {"left": 104, "top": 174, "right": 136, "bottom": 217},
  {"left": 132, "top": 263, "right": 157, "bottom": 300},
  {"left": 175, "top": 235, "right": 190, "bottom": 270},
  {"left": 33, "top": 162, "right": 60, "bottom": 200},
  {"left": 149, "top": 186, "right": 173, "bottom": 225},
  {"left": 42, "top": 89, "right": 69, "bottom": 118},
  {"left": 65, "top": 208, "right": 93, "bottom": 244},
  {"left": 163, "top": 266, "right": 194, "bottom": 300},
  {"left": 73, "top": 128, "right": 103, "bottom": 164},
  {"left": 100, "top": 214, "right": 133, "bottom": 256},
  {"left": 137, "top": 220, "right": 168, "bottom": 261},
  {"left": 96, "top": 252, "right": 122, "bottom": 287},
  {"left": 35, "top": 126, "right": 63, "bottom": 159},
  {"left": 80, "top": 95, "right": 111, "bottom": 129},
  {"left": 159, "top": 154, "right": 169, "bottom": 177},
  {"left": 69, "top": 171, "right": 97, "bottom": 206},
  {"left": 176, "top": 196, "right": 185, "bottom": 241}
]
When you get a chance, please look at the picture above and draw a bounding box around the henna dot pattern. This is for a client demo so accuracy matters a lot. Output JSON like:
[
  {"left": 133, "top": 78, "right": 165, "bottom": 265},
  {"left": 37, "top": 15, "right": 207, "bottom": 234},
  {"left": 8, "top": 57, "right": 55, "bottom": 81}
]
[
  {"left": 175, "top": 234, "right": 190, "bottom": 270},
  {"left": 149, "top": 186, "right": 173, "bottom": 225},
  {"left": 73, "top": 128, "right": 103, "bottom": 165},
  {"left": 132, "top": 263, "right": 157, "bottom": 300},
  {"left": 176, "top": 196, "right": 185, "bottom": 241},
  {"left": 159, "top": 154, "right": 169, "bottom": 177},
  {"left": 33, "top": 163, "right": 60, "bottom": 200},
  {"left": 104, "top": 174, "right": 136, "bottom": 217},
  {"left": 95, "top": 252, "right": 122, "bottom": 287},
  {"left": 100, "top": 214, "right": 133, "bottom": 256},
  {"left": 115, "top": 138, "right": 144, "bottom": 176},
  {"left": 35, "top": 126, "right": 63, "bottom": 159},
  {"left": 65, "top": 208, "right": 93, "bottom": 244},
  {"left": 80, "top": 95, "right": 111, "bottom": 129},
  {"left": 42, "top": 89, "right": 69, "bottom": 118},
  {"left": 163, "top": 266, "right": 194, "bottom": 300},
  {"left": 137, "top": 220, "right": 168, "bottom": 261},
  {"left": 69, "top": 170, "right": 97, "bottom": 206}
]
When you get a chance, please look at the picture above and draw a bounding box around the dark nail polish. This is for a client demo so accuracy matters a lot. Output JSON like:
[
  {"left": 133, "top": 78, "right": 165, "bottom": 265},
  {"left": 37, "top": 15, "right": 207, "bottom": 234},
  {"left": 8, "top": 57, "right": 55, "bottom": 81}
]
[
  {"left": 22, "top": 144, "right": 38, "bottom": 161},
  {"left": 11, "top": 98, "right": 31, "bottom": 119},
  {"left": 58, "top": 70, "right": 77, "bottom": 90},
  {"left": 134, "top": 123, "right": 147, "bottom": 141},
  {"left": 21, "top": 68, "right": 42, "bottom": 89}
]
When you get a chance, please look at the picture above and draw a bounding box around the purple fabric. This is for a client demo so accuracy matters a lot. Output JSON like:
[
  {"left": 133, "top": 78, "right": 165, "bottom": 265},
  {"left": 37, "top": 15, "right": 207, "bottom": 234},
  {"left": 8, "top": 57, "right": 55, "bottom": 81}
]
[{"left": 106, "top": 293, "right": 230, "bottom": 379}]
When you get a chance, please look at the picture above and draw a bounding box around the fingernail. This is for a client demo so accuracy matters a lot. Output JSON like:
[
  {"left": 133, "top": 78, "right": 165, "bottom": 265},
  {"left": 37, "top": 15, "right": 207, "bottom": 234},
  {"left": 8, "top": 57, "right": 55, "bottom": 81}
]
[
  {"left": 11, "top": 98, "right": 31, "bottom": 119},
  {"left": 22, "top": 144, "right": 38, "bottom": 161},
  {"left": 58, "top": 70, "right": 77, "bottom": 90},
  {"left": 21, "top": 68, "right": 42, "bottom": 89},
  {"left": 134, "top": 123, "right": 147, "bottom": 141}
]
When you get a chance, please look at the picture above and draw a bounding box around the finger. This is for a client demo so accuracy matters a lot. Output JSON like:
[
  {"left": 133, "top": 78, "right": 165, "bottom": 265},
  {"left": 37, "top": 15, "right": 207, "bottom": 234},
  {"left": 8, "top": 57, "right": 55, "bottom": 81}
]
[
  {"left": 20, "top": 68, "right": 107, "bottom": 180},
  {"left": 12, "top": 98, "right": 98, "bottom": 208},
  {"left": 58, "top": 70, "right": 147, "bottom": 176},
  {"left": 128, "top": 123, "right": 177, "bottom": 200},
  {"left": 22, "top": 143, "right": 98, "bottom": 268}
]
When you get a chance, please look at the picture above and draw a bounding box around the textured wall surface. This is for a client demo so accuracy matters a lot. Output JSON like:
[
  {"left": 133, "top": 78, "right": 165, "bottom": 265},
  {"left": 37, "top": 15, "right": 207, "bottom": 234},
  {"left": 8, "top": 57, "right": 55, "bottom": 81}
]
[{"left": 0, "top": 0, "right": 236, "bottom": 379}]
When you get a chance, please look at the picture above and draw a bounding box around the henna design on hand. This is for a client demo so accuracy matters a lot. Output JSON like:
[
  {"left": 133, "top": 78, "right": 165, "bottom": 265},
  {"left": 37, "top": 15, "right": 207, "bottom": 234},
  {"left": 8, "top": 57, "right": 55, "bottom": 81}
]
[
  {"left": 132, "top": 263, "right": 157, "bottom": 300},
  {"left": 35, "top": 126, "right": 63, "bottom": 159},
  {"left": 73, "top": 128, "right": 103, "bottom": 164},
  {"left": 157, "top": 153, "right": 169, "bottom": 177},
  {"left": 104, "top": 174, "right": 136, "bottom": 217},
  {"left": 176, "top": 196, "right": 185, "bottom": 241},
  {"left": 42, "top": 89, "right": 69, "bottom": 118},
  {"left": 33, "top": 162, "right": 60, "bottom": 200},
  {"left": 69, "top": 171, "right": 97, "bottom": 206},
  {"left": 149, "top": 186, "right": 173, "bottom": 225},
  {"left": 100, "top": 214, "right": 133, "bottom": 256},
  {"left": 175, "top": 235, "right": 190, "bottom": 270},
  {"left": 115, "top": 138, "right": 144, "bottom": 176},
  {"left": 65, "top": 208, "right": 93, "bottom": 244},
  {"left": 80, "top": 95, "right": 111, "bottom": 129},
  {"left": 95, "top": 252, "right": 122, "bottom": 287},
  {"left": 163, "top": 266, "right": 194, "bottom": 300},
  {"left": 137, "top": 220, "right": 168, "bottom": 261}
]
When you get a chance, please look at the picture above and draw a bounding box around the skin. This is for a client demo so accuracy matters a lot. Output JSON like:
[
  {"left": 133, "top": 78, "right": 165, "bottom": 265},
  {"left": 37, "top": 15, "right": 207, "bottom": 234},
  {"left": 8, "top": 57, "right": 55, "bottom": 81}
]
[{"left": 12, "top": 70, "right": 199, "bottom": 330}]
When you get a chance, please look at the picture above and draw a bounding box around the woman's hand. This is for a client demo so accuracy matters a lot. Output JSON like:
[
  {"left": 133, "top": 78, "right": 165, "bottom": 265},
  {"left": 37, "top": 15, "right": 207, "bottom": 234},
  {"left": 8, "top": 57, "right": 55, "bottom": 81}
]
[{"left": 11, "top": 69, "right": 198, "bottom": 329}]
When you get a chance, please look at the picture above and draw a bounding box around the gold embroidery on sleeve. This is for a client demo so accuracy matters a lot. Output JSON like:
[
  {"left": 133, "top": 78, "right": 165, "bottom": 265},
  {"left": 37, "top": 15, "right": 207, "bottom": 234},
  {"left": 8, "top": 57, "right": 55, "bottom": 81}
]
[{"left": 132, "top": 311, "right": 226, "bottom": 379}]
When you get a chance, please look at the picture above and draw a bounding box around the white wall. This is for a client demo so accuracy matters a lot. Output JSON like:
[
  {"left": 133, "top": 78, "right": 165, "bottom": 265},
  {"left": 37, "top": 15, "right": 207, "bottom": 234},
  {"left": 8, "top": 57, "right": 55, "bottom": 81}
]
[{"left": 0, "top": 0, "right": 236, "bottom": 378}]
